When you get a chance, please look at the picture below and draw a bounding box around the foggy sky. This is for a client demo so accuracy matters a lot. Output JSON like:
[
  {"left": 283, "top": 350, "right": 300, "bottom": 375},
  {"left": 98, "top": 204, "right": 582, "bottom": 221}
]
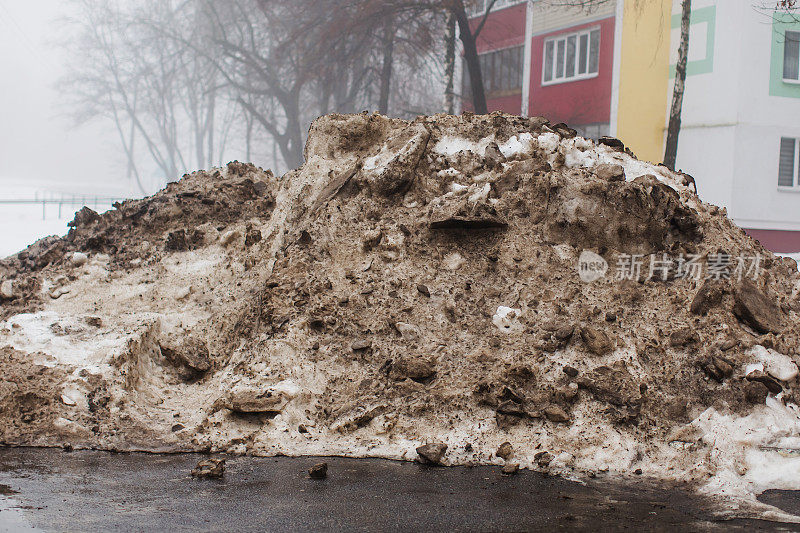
[{"left": 0, "top": 0, "right": 131, "bottom": 196}]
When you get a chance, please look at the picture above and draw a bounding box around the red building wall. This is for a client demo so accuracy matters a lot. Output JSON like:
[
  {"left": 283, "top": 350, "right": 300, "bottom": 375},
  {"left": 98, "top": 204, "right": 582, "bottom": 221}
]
[
  {"left": 744, "top": 229, "right": 800, "bottom": 254},
  {"left": 528, "top": 17, "right": 615, "bottom": 126},
  {"left": 471, "top": 3, "right": 527, "bottom": 52},
  {"left": 463, "top": 3, "right": 528, "bottom": 114}
]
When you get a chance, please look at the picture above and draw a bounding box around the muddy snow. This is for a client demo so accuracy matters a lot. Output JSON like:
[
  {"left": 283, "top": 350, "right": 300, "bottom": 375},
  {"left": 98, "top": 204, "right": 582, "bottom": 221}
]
[{"left": 2, "top": 112, "right": 800, "bottom": 520}]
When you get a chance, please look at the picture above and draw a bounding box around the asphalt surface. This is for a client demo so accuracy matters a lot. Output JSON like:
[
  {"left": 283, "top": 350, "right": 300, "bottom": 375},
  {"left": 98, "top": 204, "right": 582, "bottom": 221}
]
[{"left": 0, "top": 447, "right": 798, "bottom": 532}]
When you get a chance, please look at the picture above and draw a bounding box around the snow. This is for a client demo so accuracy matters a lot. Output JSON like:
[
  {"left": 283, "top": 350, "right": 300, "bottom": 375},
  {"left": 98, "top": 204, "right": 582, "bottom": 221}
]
[
  {"left": 0, "top": 183, "right": 124, "bottom": 258},
  {"left": 748, "top": 345, "right": 799, "bottom": 381},
  {"left": 693, "top": 401, "right": 800, "bottom": 498},
  {"left": 536, "top": 132, "right": 560, "bottom": 153},
  {"left": 497, "top": 133, "right": 534, "bottom": 158},
  {"left": 433, "top": 135, "right": 487, "bottom": 157},
  {"left": 1, "top": 311, "right": 132, "bottom": 370},
  {"left": 433, "top": 133, "right": 534, "bottom": 160},
  {"left": 492, "top": 306, "right": 523, "bottom": 333}
]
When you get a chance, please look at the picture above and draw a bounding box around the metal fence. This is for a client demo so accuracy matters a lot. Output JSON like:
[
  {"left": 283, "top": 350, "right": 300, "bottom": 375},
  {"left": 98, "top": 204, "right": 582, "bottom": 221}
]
[{"left": 0, "top": 194, "right": 129, "bottom": 220}]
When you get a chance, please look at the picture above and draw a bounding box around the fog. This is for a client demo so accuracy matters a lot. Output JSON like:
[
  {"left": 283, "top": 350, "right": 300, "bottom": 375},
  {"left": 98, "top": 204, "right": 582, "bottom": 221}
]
[{"left": 0, "top": 1, "right": 123, "bottom": 194}]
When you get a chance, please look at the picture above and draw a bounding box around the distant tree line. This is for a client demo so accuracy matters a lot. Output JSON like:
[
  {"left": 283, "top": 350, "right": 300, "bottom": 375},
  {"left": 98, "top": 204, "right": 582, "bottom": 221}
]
[
  {"left": 66, "top": 0, "right": 790, "bottom": 189},
  {"left": 63, "top": 0, "right": 495, "bottom": 190}
]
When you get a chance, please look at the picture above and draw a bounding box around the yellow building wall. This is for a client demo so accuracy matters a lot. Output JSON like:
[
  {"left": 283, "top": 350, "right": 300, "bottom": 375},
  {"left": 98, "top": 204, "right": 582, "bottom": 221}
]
[{"left": 615, "top": 0, "right": 672, "bottom": 164}]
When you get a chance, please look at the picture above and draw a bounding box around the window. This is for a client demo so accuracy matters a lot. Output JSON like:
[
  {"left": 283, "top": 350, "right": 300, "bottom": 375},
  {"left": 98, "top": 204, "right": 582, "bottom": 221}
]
[
  {"left": 462, "top": 46, "right": 524, "bottom": 99},
  {"left": 779, "top": 137, "right": 800, "bottom": 188},
  {"left": 784, "top": 30, "right": 800, "bottom": 82},
  {"left": 542, "top": 28, "right": 600, "bottom": 85}
]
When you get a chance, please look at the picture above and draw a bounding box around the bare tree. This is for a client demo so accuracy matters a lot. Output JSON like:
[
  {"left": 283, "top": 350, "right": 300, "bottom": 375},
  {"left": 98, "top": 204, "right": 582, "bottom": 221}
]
[
  {"left": 663, "top": 0, "right": 691, "bottom": 170},
  {"left": 443, "top": 13, "right": 457, "bottom": 113},
  {"left": 63, "top": 0, "right": 240, "bottom": 190},
  {"left": 449, "top": 0, "right": 498, "bottom": 114},
  {"left": 62, "top": 0, "right": 451, "bottom": 181}
]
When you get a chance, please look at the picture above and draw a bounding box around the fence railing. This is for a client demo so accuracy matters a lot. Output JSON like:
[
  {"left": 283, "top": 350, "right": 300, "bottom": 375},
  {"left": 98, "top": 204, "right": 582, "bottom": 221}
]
[{"left": 0, "top": 196, "right": 129, "bottom": 220}]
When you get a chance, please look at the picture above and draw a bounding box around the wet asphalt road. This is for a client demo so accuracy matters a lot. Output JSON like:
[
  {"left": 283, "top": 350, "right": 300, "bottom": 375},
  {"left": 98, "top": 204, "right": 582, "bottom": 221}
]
[{"left": 0, "top": 447, "right": 798, "bottom": 532}]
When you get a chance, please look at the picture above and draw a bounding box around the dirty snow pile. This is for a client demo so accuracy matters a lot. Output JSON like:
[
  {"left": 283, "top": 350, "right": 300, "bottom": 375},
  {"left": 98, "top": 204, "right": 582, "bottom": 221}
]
[{"left": 2, "top": 113, "right": 800, "bottom": 518}]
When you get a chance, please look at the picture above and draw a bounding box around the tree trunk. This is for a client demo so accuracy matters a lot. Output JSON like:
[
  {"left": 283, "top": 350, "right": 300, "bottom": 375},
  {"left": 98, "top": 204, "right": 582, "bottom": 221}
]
[
  {"left": 444, "top": 13, "right": 456, "bottom": 114},
  {"left": 378, "top": 14, "right": 395, "bottom": 115},
  {"left": 664, "top": 0, "right": 691, "bottom": 170},
  {"left": 452, "top": 0, "right": 487, "bottom": 114}
]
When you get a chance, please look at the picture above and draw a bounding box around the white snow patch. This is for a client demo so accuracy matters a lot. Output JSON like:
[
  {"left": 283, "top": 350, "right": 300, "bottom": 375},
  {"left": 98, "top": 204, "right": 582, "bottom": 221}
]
[
  {"left": 1, "top": 311, "right": 157, "bottom": 372},
  {"left": 497, "top": 133, "right": 534, "bottom": 158},
  {"left": 433, "top": 135, "right": 486, "bottom": 157},
  {"left": 468, "top": 183, "right": 491, "bottom": 204},
  {"left": 692, "top": 401, "right": 800, "bottom": 497},
  {"left": 748, "top": 345, "right": 799, "bottom": 382},
  {"left": 536, "top": 132, "right": 560, "bottom": 153},
  {"left": 443, "top": 252, "right": 465, "bottom": 271},
  {"left": 492, "top": 306, "right": 523, "bottom": 333}
]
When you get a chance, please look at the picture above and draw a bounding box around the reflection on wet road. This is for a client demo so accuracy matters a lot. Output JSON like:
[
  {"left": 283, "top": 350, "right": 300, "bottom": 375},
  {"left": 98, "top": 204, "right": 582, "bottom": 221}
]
[{"left": 0, "top": 447, "right": 797, "bottom": 532}]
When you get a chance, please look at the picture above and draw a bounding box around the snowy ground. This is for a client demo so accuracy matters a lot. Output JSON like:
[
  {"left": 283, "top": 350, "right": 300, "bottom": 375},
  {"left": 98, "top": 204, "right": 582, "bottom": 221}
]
[{"left": 0, "top": 184, "right": 120, "bottom": 258}]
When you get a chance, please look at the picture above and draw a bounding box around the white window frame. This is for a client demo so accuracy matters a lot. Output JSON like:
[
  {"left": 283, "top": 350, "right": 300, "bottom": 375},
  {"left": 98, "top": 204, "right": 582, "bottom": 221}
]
[
  {"left": 541, "top": 27, "right": 600, "bottom": 87},
  {"left": 778, "top": 136, "right": 800, "bottom": 190}
]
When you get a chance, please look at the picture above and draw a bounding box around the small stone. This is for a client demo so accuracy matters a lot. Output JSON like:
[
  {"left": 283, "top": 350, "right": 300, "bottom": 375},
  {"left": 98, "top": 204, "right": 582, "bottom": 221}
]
[
  {"left": 351, "top": 339, "right": 372, "bottom": 351},
  {"left": 501, "top": 463, "right": 519, "bottom": 476},
  {"left": 483, "top": 142, "right": 506, "bottom": 169},
  {"left": 605, "top": 312, "right": 617, "bottom": 322},
  {"left": 160, "top": 338, "right": 212, "bottom": 378},
  {"left": 669, "top": 328, "right": 698, "bottom": 347},
  {"left": 220, "top": 229, "right": 241, "bottom": 247},
  {"left": 191, "top": 458, "right": 225, "bottom": 479},
  {"left": 244, "top": 230, "right": 262, "bottom": 247},
  {"left": 60, "top": 394, "right": 77, "bottom": 406},
  {"left": 563, "top": 365, "right": 579, "bottom": 378},
  {"left": 496, "top": 400, "right": 525, "bottom": 417},
  {"left": 394, "top": 322, "right": 420, "bottom": 342},
  {"left": 534, "top": 451, "right": 552, "bottom": 467},
  {"left": 554, "top": 325, "right": 575, "bottom": 341},
  {"left": 745, "top": 370, "right": 783, "bottom": 394},
  {"left": 496, "top": 442, "right": 514, "bottom": 460},
  {"left": 391, "top": 355, "right": 436, "bottom": 382},
  {"left": 70, "top": 252, "right": 89, "bottom": 267},
  {"left": 720, "top": 338, "right": 739, "bottom": 351},
  {"left": 416, "top": 443, "right": 447, "bottom": 465},
  {"left": 220, "top": 388, "right": 288, "bottom": 414},
  {"left": 308, "top": 462, "right": 328, "bottom": 479},
  {"left": 298, "top": 424, "right": 308, "bottom": 433},
  {"left": 743, "top": 381, "right": 769, "bottom": 404},
  {"left": 690, "top": 280, "right": 725, "bottom": 316},
  {"left": 594, "top": 163, "right": 625, "bottom": 182},
  {"left": 68, "top": 206, "right": 100, "bottom": 228},
  {"left": 598, "top": 136, "right": 625, "bottom": 151},
  {"left": 634, "top": 468, "right": 643, "bottom": 476},
  {"left": 733, "top": 280, "right": 784, "bottom": 334},
  {"left": 0, "top": 280, "right": 14, "bottom": 300},
  {"left": 165, "top": 230, "right": 188, "bottom": 251},
  {"left": 552, "top": 123, "right": 577, "bottom": 138},
  {"left": 362, "top": 229, "right": 383, "bottom": 251},
  {"left": 417, "top": 284, "right": 430, "bottom": 297},
  {"left": 580, "top": 325, "right": 614, "bottom": 356},
  {"left": 544, "top": 405, "right": 570, "bottom": 423},
  {"left": 171, "top": 424, "right": 185, "bottom": 432},
  {"left": 711, "top": 356, "right": 734, "bottom": 378}
]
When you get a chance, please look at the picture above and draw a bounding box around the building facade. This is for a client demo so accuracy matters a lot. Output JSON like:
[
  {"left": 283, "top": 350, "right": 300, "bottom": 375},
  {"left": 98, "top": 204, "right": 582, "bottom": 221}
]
[{"left": 463, "top": 0, "right": 800, "bottom": 253}]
